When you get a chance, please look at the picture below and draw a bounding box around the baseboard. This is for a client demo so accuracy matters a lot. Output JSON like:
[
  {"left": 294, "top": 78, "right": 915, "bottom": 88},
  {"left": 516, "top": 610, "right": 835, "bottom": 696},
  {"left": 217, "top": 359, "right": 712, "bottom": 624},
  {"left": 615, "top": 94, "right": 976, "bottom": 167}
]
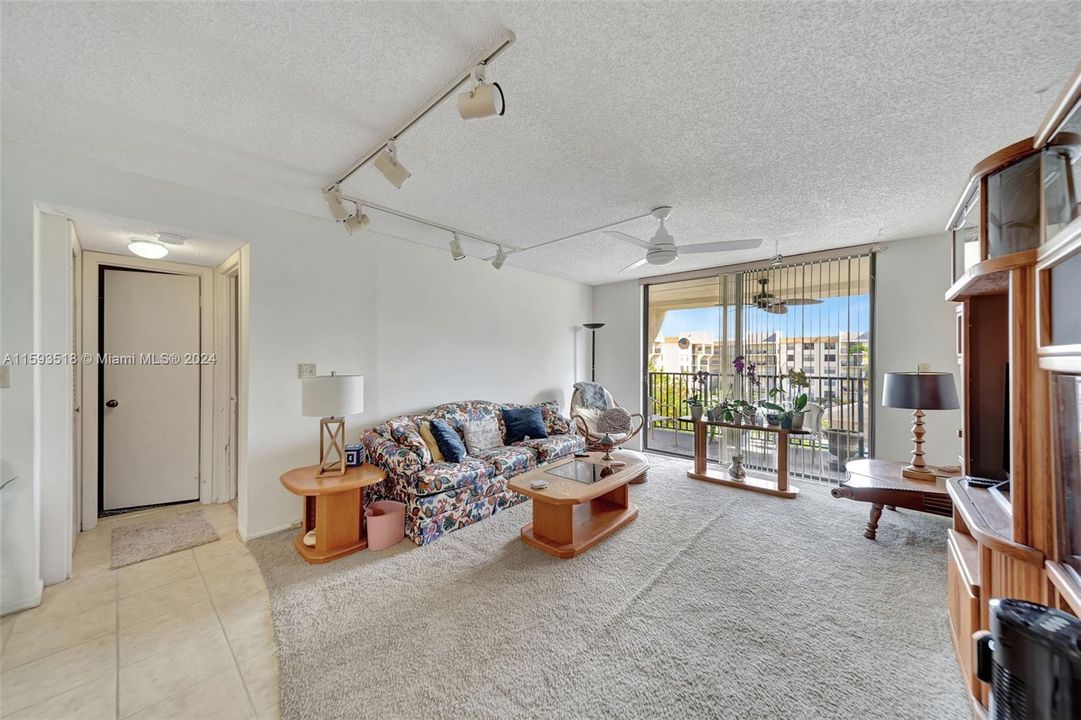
[
  {"left": 241, "top": 520, "right": 301, "bottom": 542},
  {"left": 1, "top": 578, "right": 44, "bottom": 616}
]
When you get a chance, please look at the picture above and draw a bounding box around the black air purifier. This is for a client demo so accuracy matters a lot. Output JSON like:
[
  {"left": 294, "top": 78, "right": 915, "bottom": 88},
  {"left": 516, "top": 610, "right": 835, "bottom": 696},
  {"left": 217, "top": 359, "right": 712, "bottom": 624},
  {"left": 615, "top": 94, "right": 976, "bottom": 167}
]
[{"left": 976, "top": 599, "right": 1081, "bottom": 719}]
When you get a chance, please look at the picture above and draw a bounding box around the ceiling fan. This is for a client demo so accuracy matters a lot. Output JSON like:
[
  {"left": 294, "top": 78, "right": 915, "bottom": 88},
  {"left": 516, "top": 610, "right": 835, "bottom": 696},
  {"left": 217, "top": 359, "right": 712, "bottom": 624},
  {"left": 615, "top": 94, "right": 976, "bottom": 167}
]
[
  {"left": 752, "top": 277, "right": 823, "bottom": 315},
  {"left": 605, "top": 207, "right": 762, "bottom": 273}
]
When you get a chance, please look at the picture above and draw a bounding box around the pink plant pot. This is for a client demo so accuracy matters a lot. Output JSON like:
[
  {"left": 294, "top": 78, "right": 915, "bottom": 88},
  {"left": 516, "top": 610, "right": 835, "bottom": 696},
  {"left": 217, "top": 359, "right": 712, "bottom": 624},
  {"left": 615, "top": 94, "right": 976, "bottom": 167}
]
[{"left": 365, "top": 500, "right": 405, "bottom": 551}]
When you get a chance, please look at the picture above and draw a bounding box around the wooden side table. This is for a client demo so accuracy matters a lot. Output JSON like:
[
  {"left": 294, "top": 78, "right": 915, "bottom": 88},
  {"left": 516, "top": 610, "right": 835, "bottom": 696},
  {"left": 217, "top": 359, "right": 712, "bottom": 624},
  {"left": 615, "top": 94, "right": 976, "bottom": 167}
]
[
  {"left": 683, "top": 416, "right": 810, "bottom": 499},
  {"left": 280, "top": 463, "right": 386, "bottom": 563},
  {"left": 832, "top": 458, "right": 955, "bottom": 539}
]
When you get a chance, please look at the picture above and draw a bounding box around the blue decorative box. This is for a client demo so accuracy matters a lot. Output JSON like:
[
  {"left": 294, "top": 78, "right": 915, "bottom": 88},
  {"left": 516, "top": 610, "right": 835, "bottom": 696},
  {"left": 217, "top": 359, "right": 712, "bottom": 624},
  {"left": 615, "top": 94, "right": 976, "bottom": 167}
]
[{"left": 345, "top": 443, "right": 365, "bottom": 467}]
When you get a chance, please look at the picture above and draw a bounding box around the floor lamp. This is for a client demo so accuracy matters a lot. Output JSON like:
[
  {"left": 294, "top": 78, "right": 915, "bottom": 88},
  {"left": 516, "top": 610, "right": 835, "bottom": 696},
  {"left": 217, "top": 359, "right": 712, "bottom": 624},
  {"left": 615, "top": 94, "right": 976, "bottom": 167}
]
[{"left": 583, "top": 323, "right": 605, "bottom": 382}]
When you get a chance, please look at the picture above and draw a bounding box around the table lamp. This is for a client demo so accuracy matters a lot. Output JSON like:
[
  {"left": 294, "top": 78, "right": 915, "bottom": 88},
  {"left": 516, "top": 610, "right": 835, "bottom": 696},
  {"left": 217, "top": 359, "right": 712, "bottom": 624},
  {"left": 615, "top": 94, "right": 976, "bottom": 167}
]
[
  {"left": 882, "top": 370, "right": 959, "bottom": 481},
  {"left": 302, "top": 373, "right": 364, "bottom": 477}
]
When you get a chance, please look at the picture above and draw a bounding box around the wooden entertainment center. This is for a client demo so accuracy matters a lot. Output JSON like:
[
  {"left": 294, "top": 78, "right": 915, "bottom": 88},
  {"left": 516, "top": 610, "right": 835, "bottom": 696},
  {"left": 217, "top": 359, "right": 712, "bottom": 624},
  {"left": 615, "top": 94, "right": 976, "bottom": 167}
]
[{"left": 944, "top": 61, "right": 1081, "bottom": 717}]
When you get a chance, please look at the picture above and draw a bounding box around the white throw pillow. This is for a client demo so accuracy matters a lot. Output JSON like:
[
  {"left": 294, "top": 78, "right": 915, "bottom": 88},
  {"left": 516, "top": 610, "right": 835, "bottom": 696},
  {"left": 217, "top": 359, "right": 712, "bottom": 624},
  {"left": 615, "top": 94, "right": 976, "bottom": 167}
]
[{"left": 462, "top": 416, "right": 503, "bottom": 455}]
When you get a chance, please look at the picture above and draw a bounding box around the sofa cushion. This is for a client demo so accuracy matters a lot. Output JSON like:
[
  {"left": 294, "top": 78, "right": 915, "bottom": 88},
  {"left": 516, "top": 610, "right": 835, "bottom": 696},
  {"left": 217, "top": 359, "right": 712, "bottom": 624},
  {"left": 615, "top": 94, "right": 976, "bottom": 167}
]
[
  {"left": 502, "top": 406, "right": 548, "bottom": 444},
  {"left": 411, "top": 471, "right": 511, "bottom": 519},
  {"left": 413, "top": 457, "right": 495, "bottom": 495},
  {"left": 386, "top": 417, "right": 431, "bottom": 465},
  {"left": 472, "top": 445, "right": 537, "bottom": 477},
  {"left": 514, "top": 433, "right": 586, "bottom": 463},
  {"left": 429, "top": 419, "right": 468, "bottom": 464}
]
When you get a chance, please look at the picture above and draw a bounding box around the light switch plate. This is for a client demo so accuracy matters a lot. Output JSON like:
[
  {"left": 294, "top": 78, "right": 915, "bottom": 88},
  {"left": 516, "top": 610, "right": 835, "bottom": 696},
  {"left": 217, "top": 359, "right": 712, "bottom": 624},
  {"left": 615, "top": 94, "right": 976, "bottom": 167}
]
[
  {"left": 917, "top": 362, "right": 931, "bottom": 373},
  {"left": 0, "top": 365, "right": 10, "bottom": 389},
  {"left": 298, "top": 363, "right": 317, "bottom": 379}
]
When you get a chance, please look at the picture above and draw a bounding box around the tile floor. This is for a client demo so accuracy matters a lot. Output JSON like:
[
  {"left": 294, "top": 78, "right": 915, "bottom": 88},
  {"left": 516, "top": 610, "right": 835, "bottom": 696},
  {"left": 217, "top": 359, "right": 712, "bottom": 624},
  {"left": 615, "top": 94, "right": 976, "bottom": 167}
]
[{"left": 0, "top": 502, "right": 279, "bottom": 719}]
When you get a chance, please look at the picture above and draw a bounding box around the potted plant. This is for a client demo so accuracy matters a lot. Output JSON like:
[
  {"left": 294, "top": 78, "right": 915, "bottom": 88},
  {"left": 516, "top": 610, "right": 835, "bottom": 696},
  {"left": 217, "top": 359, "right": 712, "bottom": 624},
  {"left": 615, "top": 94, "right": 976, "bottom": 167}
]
[
  {"left": 685, "top": 395, "right": 705, "bottom": 421},
  {"left": 761, "top": 369, "right": 810, "bottom": 429}
]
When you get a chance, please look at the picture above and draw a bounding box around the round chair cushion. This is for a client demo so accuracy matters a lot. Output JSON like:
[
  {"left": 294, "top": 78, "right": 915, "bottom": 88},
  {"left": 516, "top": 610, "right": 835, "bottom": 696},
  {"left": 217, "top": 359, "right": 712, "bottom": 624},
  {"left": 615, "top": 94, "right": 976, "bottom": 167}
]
[{"left": 597, "top": 407, "right": 632, "bottom": 434}]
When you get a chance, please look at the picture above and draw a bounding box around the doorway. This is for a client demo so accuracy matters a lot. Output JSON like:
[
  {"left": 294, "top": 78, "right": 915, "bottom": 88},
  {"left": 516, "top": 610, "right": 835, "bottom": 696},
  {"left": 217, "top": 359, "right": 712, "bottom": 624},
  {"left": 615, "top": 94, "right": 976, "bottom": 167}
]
[{"left": 100, "top": 267, "right": 201, "bottom": 511}]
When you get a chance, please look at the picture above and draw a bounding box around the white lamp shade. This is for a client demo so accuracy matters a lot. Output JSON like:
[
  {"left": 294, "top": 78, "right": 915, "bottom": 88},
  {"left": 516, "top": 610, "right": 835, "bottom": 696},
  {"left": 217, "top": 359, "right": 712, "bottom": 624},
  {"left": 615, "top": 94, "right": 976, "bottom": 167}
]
[{"left": 302, "top": 374, "right": 364, "bottom": 418}]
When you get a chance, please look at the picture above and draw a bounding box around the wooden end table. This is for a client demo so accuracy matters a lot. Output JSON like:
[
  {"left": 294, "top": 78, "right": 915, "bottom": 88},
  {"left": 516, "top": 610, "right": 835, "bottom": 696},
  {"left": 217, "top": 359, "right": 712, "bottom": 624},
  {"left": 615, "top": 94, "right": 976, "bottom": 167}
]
[
  {"left": 832, "top": 458, "right": 955, "bottom": 539},
  {"left": 507, "top": 449, "right": 647, "bottom": 559},
  {"left": 280, "top": 462, "right": 386, "bottom": 563}
]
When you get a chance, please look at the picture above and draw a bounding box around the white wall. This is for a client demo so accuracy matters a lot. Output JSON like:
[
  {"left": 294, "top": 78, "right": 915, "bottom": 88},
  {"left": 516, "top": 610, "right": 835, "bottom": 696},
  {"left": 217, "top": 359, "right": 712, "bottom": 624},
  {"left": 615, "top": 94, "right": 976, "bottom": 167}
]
[
  {"left": 591, "top": 280, "right": 643, "bottom": 450},
  {"left": 591, "top": 233, "right": 962, "bottom": 464},
  {"left": 873, "top": 233, "right": 961, "bottom": 466},
  {"left": 1, "top": 140, "right": 591, "bottom": 609}
]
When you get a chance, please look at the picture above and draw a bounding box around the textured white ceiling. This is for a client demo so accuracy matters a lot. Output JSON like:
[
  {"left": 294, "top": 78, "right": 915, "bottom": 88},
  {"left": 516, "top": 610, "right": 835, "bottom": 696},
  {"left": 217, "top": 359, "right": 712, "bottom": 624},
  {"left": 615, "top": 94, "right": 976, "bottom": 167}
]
[
  {"left": 3, "top": 2, "right": 1080, "bottom": 285},
  {"left": 43, "top": 205, "right": 246, "bottom": 267}
]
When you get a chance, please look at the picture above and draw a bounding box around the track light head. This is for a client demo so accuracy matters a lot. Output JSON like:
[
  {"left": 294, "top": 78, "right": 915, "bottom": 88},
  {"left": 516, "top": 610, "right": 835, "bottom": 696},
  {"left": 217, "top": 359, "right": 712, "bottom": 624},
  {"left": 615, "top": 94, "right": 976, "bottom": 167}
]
[
  {"left": 323, "top": 185, "right": 353, "bottom": 221},
  {"left": 491, "top": 247, "right": 507, "bottom": 270},
  {"left": 458, "top": 64, "right": 504, "bottom": 120},
  {"left": 343, "top": 209, "right": 370, "bottom": 235},
  {"left": 449, "top": 233, "right": 466, "bottom": 261},
  {"left": 373, "top": 140, "right": 411, "bottom": 188}
]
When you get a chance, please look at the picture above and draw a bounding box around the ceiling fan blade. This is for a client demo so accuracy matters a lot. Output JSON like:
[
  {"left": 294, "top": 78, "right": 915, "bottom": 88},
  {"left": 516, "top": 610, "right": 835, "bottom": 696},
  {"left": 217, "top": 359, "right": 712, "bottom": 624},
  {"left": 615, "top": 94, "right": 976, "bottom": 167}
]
[
  {"left": 617, "top": 257, "right": 649, "bottom": 273},
  {"left": 765, "top": 304, "right": 788, "bottom": 315},
  {"left": 604, "top": 230, "right": 653, "bottom": 250},
  {"left": 782, "top": 297, "right": 824, "bottom": 306},
  {"left": 677, "top": 238, "right": 763, "bottom": 254}
]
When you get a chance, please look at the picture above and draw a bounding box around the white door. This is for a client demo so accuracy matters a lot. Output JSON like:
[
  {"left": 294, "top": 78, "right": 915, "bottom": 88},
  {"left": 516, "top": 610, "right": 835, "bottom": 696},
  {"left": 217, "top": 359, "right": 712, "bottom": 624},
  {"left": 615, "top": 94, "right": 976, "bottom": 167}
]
[{"left": 103, "top": 269, "right": 200, "bottom": 510}]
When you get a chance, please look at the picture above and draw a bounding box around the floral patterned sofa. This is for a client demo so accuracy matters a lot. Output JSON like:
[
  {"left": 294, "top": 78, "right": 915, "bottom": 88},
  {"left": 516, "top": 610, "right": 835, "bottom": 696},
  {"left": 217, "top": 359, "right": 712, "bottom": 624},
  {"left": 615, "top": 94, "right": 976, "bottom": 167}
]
[{"left": 361, "top": 400, "right": 585, "bottom": 545}]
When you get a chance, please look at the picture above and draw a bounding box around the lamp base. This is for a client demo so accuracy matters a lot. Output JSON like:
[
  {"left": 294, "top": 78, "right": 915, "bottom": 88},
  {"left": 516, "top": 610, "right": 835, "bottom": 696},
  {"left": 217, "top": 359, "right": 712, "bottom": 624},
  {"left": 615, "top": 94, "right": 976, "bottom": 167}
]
[
  {"left": 318, "top": 417, "right": 347, "bottom": 478},
  {"left": 901, "top": 465, "right": 938, "bottom": 482}
]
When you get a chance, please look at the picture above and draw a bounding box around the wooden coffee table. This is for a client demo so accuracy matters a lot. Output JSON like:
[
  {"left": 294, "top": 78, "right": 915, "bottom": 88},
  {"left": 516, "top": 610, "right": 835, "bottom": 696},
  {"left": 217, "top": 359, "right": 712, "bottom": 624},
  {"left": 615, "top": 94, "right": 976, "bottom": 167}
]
[
  {"left": 507, "top": 449, "right": 647, "bottom": 559},
  {"left": 832, "top": 458, "right": 955, "bottom": 539}
]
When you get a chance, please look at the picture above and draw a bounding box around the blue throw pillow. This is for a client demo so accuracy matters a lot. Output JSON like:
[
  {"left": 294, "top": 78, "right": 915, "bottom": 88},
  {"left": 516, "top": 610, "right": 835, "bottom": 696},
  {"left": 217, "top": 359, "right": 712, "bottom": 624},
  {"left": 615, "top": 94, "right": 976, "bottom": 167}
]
[
  {"left": 428, "top": 419, "right": 467, "bottom": 463},
  {"left": 502, "top": 407, "right": 548, "bottom": 444}
]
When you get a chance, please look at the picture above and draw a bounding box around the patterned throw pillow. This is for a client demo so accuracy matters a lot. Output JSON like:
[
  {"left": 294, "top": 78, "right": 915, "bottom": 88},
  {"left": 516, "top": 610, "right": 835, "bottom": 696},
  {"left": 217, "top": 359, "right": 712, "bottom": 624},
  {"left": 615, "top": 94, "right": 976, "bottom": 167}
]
[
  {"left": 386, "top": 417, "right": 432, "bottom": 465},
  {"left": 462, "top": 416, "right": 503, "bottom": 455},
  {"left": 539, "top": 401, "right": 573, "bottom": 435},
  {"left": 598, "top": 407, "right": 632, "bottom": 434}
]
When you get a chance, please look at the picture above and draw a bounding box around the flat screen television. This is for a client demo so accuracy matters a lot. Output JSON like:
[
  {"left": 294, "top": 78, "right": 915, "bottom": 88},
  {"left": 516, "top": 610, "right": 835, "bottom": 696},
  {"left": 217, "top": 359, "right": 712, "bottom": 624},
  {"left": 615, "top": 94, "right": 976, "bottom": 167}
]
[{"left": 1052, "top": 374, "right": 1081, "bottom": 580}]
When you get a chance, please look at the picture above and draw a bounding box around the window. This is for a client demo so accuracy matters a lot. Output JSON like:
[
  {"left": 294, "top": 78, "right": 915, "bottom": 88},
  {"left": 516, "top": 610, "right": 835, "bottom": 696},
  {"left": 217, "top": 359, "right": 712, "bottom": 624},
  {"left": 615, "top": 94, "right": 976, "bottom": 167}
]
[{"left": 643, "top": 253, "right": 875, "bottom": 482}]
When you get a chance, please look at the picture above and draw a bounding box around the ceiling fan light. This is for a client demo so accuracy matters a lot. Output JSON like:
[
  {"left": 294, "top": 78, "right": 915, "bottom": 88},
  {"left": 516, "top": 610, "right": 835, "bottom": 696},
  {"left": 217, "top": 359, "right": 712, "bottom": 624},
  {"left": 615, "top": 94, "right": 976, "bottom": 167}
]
[{"left": 128, "top": 237, "right": 169, "bottom": 259}]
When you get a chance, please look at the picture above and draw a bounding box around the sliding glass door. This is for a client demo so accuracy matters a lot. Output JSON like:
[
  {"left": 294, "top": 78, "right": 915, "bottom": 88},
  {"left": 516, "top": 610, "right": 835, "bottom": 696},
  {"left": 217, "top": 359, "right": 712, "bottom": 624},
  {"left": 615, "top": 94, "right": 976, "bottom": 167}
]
[{"left": 643, "top": 252, "right": 874, "bottom": 483}]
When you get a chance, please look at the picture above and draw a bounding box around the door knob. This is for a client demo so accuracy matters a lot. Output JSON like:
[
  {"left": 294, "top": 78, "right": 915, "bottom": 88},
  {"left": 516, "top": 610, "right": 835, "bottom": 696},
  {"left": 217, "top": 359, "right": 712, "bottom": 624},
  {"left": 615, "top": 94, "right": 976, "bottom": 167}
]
[{"left": 105, "top": 399, "right": 119, "bottom": 408}]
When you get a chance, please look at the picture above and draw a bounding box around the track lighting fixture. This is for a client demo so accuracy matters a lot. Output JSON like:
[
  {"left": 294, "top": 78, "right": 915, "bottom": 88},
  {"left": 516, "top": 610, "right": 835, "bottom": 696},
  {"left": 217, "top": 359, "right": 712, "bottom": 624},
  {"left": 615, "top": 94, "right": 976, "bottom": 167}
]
[
  {"left": 491, "top": 247, "right": 507, "bottom": 270},
  {"left": 343, "top": 208, "right": 370, "bottom": 235},
  {"left": 373, "top": 140, "right": 411, "bottom": 189},
  {"left": 323, "top": 185, "right": 352, "bottom": 221},
  {"left": 128, "top": 236, "right": 169, "bottom": 259},
  {"left": 458, "top": 64, "right": 504, "bottom": 120},
  {"left": 449, "top": 233, "right": 466, "bottom": 261}
]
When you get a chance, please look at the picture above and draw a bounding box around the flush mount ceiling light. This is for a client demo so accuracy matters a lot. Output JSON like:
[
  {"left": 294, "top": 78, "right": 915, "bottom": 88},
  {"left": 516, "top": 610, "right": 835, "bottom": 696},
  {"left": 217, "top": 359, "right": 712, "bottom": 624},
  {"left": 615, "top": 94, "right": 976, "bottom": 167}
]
[
  {"left": 491, "top": 246, "right": 507, "bottom": 270},
  {"left": 449, "top": 233, "right": 466, "bottom": 261},
  {"left": 458, "top": 64, "right": 504, "bottom": 120},
  {"left": 372, "top": 140, "right": 411, "bottom": 189},
  {"left": 128, "top": 235, "right": 169, "bottom": 259}
]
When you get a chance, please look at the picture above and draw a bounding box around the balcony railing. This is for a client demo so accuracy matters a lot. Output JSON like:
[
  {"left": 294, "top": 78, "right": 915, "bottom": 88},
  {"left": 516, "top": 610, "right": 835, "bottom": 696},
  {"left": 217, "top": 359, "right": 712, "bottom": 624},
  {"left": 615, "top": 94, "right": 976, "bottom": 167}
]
[{"left": 645, "top": 370, "right": 870, "bottom": 483}]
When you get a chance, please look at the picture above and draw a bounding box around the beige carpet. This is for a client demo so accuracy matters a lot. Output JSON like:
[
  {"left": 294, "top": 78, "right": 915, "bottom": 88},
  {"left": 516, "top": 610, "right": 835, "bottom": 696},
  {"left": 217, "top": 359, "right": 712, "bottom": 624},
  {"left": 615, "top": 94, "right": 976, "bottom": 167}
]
[
  {"left": 249, "top": 454, "right": 967, "bottom": 719},
  {"left": 111, "top": 509, "right": 220, "bottom": 568}
]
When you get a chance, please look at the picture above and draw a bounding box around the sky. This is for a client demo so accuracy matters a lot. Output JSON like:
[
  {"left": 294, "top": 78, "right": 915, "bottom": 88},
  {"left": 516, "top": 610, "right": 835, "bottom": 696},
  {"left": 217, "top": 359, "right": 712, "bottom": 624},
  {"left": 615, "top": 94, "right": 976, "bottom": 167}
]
[{"left": 658, "top": 295, "right": 871, "bottom": 339}]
